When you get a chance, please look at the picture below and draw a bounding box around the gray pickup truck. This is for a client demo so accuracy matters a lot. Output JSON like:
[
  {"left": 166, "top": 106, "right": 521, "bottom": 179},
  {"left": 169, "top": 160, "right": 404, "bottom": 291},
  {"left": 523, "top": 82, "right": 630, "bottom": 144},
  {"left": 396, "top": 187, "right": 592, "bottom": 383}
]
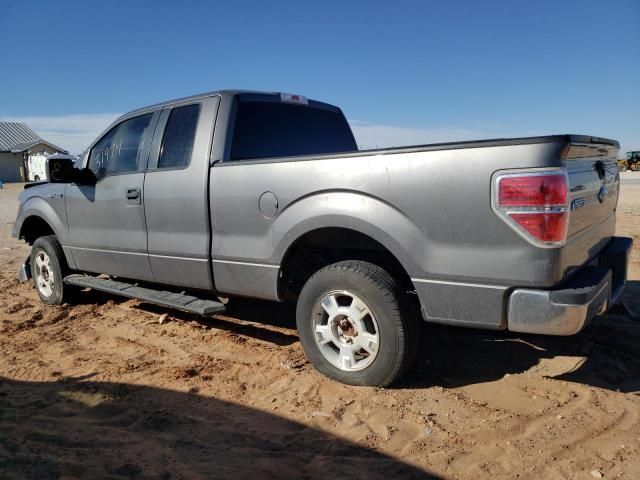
[{"left": 13, "top": 90, "right": 632, "bottom": 386}]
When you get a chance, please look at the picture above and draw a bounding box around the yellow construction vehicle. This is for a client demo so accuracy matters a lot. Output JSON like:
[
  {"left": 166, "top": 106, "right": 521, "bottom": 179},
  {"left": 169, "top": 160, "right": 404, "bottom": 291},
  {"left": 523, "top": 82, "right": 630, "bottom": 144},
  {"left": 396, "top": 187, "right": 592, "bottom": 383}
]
[{"left": 619, "top": 151, "right": 640, "bottom": 171}]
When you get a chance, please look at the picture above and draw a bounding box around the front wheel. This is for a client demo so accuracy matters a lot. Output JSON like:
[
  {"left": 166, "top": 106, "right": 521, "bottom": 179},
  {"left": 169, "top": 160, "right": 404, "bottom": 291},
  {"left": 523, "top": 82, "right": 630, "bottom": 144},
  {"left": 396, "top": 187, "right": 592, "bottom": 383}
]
[
  {"left": 296, "top": 261, "right": 420, "bottom": 387},
  {"left": 30, "top": 236, "right": 71, "bottom": 305}
]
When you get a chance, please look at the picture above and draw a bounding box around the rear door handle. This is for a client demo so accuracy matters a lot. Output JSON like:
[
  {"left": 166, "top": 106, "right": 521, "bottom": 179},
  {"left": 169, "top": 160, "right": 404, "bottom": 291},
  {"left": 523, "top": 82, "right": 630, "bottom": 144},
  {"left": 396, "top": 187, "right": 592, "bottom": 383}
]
[{"left": 126, "top": 188, "right": 141, "bottom": 204}]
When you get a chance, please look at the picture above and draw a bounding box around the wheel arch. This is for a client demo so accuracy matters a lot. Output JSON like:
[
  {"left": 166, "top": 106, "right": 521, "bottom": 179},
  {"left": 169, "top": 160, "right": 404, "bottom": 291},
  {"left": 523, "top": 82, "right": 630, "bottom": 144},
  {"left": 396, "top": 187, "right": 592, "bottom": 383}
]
[
  {"left": 18, "top": 215, "right": 56, "bottom": 245},
  {"left": 272, "top": 191, "right": 428, "bottom": 300},
  {"left": 278, "top": 226, "right": 416, "bottom": 300},
  {"left": 15, "top": 196, "right": 77, "bottom": 270},
  {"left": 15, "top": 196, "right": 68, "bottom": 244}
]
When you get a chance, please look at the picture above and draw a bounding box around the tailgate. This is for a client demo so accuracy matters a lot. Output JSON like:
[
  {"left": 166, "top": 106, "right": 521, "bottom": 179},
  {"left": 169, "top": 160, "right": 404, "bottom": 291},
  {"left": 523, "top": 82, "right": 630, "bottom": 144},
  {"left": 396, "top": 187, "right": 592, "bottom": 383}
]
[{"left": 564, "top": 136, "right": 620, "bottom": 260}]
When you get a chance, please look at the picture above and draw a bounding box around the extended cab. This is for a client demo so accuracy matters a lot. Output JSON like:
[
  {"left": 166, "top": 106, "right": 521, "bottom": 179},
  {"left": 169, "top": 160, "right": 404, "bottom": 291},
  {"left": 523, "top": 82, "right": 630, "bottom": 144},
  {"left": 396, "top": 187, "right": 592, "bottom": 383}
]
[{"left": 13, "top": 90, "right": 632, "bottom": 386}]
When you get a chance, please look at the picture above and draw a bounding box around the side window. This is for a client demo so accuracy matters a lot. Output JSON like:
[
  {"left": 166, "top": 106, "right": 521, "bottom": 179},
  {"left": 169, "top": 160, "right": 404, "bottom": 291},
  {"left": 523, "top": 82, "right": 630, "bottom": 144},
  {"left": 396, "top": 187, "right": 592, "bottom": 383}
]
[
  {"left": 158, "top": 104, "right": 200, "bottom": 169},
  {"left": 88, "top": 114, "right": 152, "bottom": 177}
]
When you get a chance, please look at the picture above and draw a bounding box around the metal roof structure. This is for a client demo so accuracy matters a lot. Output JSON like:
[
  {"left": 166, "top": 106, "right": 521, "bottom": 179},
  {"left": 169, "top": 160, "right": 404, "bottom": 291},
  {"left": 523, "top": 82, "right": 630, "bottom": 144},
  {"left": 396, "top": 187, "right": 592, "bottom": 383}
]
[
  {"left": 0, "top": 122, "right": 39, "bottom": 151},
  {"left": 0, "top": 122, "right": 67, "bottom": 153},
  {"left": 11, "top": 139, "right": 68, "bottom": 154}
]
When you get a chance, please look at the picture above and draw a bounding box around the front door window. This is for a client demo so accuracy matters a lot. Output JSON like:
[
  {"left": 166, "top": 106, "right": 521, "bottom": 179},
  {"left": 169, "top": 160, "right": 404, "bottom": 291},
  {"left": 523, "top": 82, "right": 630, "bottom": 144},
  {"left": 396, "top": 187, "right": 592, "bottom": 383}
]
[{"left": 88, "top": 114, "right": 153, "bottom": 178}]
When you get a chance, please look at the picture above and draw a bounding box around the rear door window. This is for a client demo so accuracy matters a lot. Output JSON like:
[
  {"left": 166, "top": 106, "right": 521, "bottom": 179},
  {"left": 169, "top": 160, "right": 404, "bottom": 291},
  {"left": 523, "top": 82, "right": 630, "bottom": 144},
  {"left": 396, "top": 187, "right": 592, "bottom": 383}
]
[
  {"left": 158, "top": 104, "right": 201, "bottom": 169},
  {"left": 230, "top": 101, "right": 357, "bottom": 161}
]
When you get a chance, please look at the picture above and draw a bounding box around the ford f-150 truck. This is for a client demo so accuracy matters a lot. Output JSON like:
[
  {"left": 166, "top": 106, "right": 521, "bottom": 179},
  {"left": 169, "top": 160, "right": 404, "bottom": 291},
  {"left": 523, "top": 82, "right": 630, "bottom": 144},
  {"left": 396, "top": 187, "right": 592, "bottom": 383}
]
[{"left": 13, "top": 90, "right": 632, "bottom": 386}]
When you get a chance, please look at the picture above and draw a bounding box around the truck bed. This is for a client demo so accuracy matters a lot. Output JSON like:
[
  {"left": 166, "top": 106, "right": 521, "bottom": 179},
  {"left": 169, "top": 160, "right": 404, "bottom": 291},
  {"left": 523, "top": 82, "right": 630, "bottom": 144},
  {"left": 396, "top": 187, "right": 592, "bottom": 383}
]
[
  {"left": 213, "top": 134, "right": 619, "bottom": 166},
  {"left": 212, "top": 133, "right": 620, "bottom": 330}
]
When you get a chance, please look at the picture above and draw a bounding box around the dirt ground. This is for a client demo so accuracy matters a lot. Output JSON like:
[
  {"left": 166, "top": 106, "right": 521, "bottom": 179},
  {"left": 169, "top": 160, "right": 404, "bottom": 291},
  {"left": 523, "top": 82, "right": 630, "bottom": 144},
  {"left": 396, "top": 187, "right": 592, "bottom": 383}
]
[{"left": 1, "top": 176, "right": 639, "bottom": 480}]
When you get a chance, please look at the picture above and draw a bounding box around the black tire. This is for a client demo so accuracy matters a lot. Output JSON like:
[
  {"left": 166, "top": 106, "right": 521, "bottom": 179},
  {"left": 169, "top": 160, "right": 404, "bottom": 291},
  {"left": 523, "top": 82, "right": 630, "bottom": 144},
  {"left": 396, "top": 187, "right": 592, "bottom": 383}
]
[
  {"left": 296, "top": 260, "right": 420, "bottom": 387},
  {"left": 30, "top": 235, "right": 70, "bottom": 305},
  {"left": 34, "top": 175, "right": 40, "bottom": 181}
]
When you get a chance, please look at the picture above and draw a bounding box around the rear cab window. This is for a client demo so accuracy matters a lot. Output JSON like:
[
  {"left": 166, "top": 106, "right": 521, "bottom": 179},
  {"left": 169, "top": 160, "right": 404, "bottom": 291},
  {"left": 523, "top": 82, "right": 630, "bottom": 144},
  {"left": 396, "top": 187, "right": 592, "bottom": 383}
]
[{"left": 229, "top": 96, "right": 357, "bottom": 161}]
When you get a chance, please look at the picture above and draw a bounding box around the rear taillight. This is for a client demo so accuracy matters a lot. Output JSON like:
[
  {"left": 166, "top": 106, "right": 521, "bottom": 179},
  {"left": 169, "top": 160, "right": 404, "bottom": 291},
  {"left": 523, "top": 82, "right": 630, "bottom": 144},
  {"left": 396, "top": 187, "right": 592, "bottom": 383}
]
[{"left": 492, "top": 169, "right": 569, "bottom": 247}]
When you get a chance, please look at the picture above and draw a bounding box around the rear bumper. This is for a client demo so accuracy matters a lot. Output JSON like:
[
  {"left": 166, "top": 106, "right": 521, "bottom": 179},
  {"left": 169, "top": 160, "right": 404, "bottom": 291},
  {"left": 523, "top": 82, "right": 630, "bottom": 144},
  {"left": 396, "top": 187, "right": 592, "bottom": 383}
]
[{"left": 507, "top": 236, "right": 633, "bottom": 335}]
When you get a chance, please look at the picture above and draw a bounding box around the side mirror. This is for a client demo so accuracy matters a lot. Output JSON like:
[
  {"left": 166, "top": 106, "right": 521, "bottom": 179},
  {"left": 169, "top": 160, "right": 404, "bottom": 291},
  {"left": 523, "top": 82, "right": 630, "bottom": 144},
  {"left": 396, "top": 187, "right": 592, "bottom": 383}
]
[
  {"left": 47, "top": 157, "right": 97, "bottom": 185},
  {"left": 47, "top": 157, "right": 75, "bottom": 183}
]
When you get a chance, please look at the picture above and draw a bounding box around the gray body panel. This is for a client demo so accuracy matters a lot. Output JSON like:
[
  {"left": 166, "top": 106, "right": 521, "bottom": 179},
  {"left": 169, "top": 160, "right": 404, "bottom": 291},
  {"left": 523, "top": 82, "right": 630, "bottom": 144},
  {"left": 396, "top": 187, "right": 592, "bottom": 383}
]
[
  {"left": 65, "top": 172, "right": 154, "bottom": 280},
  {"left": 210, "top": 141, "right": 566, "bottom": 283},
  {"left": 143, "top": 96, "right": 220, "bottom": 289},
  {"left": 209, "top": 139, "right": 616, "bottom": 327},
  {"left": 63, "top": 109, "right": 161, "bottom": 281},
  {"left": 13, "top": 182, "right": 77, "bottom": 269},
  {"left": 12, "top": 90, "right": 621, "bottom": 331}
]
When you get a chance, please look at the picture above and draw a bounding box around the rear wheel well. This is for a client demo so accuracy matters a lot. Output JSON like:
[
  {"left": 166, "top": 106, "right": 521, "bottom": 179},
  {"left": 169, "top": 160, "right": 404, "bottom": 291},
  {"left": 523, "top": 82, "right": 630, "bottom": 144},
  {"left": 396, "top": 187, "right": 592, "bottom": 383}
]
[
  {"left": 278, "top": 228, "right": 413, "bottom": 301},
  {"left": 20, "top": 216, "right": 56, "bottom": 245}
]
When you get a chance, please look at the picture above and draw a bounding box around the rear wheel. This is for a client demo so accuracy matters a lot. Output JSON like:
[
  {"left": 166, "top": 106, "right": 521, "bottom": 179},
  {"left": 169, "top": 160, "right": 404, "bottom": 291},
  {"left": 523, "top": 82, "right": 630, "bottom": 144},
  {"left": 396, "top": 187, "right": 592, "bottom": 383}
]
[
  {"left": 296, "top": 260, "right": 420, "bottom": 387},
  {"left": 31, "top": 236, "right": 71, "bottom": 305}
]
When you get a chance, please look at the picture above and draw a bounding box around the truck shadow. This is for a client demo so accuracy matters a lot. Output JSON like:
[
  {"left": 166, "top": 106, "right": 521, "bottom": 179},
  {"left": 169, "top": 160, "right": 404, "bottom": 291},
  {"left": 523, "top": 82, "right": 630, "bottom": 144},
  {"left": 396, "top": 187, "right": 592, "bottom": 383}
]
[
  {"left": 71, "top": 288, "right": 299, "bottom": 346},
  {"left": 210, "top": 282, "right": 640, "bottom": 394},
  {"left": 402, "top": 280, "right": 640, "bottom": 393},
  {"left": 132, "top": 298, "right": 300, "bottom": 347},
  {"left": 0, "top": 376, "right": 438, "bottom": 480},
  {"left": 73, "top": 281, "right": 640, "bottom": 394}
]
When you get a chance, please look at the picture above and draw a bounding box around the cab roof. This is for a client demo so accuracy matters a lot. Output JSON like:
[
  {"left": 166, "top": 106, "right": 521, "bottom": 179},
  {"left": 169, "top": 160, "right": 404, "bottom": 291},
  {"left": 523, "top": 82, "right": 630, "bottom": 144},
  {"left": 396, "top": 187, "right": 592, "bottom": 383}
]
[{"left": 124, "top": 90, "right": 341, "bottom": 119}]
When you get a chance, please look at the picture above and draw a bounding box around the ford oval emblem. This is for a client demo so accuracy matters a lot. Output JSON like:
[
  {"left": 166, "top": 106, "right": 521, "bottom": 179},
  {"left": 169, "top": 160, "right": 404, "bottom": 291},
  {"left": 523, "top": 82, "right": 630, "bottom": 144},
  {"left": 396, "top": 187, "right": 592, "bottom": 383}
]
[
  {"left": 571, "top": 198, "right": 585, "bottom": 210},
  {"left": 597, "top": 185, "right": 608, "bottom": 203}
]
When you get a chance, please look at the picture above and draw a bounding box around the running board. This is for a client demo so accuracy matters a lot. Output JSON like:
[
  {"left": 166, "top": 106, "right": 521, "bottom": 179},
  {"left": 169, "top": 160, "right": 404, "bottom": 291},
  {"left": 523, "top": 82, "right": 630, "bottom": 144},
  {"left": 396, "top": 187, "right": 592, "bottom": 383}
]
[{"left": 64, "top": 274, "right": 225, "bottom": 315}]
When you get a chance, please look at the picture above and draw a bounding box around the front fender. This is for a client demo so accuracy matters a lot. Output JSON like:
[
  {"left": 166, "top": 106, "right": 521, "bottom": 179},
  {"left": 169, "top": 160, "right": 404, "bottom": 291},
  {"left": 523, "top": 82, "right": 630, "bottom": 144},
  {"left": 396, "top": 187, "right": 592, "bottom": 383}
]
[
  {"left": 15, "top": 197, "right": 67, "bottom": 244},
  {"left": 12, "top": 185, "right": 75, "bottom": 269}
]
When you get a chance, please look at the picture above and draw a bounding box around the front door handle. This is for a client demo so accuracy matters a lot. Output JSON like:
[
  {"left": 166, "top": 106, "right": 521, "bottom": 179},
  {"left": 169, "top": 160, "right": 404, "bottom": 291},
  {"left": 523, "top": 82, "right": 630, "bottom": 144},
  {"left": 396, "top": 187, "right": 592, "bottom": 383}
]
[{"left": 126, "top": 188, "right": 141, "bottom": 204}]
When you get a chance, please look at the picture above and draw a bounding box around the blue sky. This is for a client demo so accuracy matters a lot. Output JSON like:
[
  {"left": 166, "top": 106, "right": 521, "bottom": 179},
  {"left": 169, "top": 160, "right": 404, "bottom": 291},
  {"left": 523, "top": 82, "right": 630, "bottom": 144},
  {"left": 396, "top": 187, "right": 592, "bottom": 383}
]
[{"left": 1, "top": 0, "right": 638, "bottom": 154}]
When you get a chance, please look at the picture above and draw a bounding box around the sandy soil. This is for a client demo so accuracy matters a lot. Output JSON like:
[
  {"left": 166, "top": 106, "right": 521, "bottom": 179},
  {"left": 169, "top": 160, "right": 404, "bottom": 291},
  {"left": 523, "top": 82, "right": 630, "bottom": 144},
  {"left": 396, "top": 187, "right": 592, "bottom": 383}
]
[{"left": 1, "top": 178, "right": 639, "bottom": 480}]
